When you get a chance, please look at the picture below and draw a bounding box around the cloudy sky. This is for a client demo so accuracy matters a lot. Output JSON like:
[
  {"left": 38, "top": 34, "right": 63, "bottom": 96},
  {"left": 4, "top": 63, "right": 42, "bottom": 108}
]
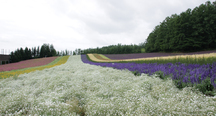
[{"left": 0, "top": 0, "right": 213, "bottom": 54}]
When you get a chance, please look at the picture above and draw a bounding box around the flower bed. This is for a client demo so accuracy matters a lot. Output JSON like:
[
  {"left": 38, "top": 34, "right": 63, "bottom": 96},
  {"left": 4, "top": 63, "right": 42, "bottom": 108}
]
[
  {"left": 103, "top": 50, "right": 216, "bottom": 60},
  {"left": 82, "top": 54, "right": 216, "bottom": 95},
  {"left": 0, "top": 56, "right": 69, "bottom": 79},
  {"left": 92, "top": 54, "right": 110, "bottom": 60},
  {"left": 0, "top": 57, "right": 58, "bottom": 72},
  {"left": 88, "top": 53, "right": 216, "bottom": 65}
]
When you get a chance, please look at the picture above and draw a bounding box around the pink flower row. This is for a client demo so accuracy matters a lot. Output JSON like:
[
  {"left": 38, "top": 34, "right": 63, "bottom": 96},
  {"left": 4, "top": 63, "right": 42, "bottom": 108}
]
[{"left": 0, "top": 57, "right": 58, "bottom": 72}]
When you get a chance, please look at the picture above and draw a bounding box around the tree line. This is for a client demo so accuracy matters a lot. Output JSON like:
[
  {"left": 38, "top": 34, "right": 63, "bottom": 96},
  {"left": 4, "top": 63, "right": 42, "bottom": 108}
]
[
  {"left": 81, "top": 43, "right": 145, "bottom": 54},
  {"left": 145, "top": 1, "right": 216, "bottom": 53},
  {"left": 10, "top": 43, "right": 72, "bottom": 63}
]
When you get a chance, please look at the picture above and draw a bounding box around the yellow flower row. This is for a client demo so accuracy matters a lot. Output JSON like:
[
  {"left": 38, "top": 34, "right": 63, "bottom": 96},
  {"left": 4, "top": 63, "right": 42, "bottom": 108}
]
[
  {"left": 88, "top": 53, "right": 216, "bottom": 62},
  {"left": 0, "top": 56, "right": 70, "bottom": 79}
]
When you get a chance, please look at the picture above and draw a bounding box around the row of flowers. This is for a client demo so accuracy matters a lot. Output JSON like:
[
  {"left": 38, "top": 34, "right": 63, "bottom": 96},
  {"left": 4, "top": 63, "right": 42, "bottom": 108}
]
[
  {"left": 0, "top": 56, "right": 69, "bottom": 79},
  {"left": 81, "top": 55, "right": 216, "bottom": 89},
  {"left": 0, "top": 57, "right": 58, "bottom": 72}
]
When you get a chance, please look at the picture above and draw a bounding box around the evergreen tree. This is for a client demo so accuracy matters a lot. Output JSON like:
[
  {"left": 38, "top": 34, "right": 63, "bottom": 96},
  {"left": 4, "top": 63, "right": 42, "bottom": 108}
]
[
  {"left": 20, "top": 48, "right": 25, "bottom": 60},
  {"left": 36, "top": 46, "right": 40, "bottom": 58},
  {"left": 9, "top": 44, "right": 58, "bottom": 63},
  {"left": 40, "top": 44, "right": 46, "bottom": 57},
  {"left": 50, "top": 44, "right": 56, "bottom": 56},
  {"left": 28, "top": 48, "right": 32, "bottom": 59},
  {"left": 24, "top": 47, "right": 29, "bottom": 60},
  {"left": 145, "top": 1, "right": 216, "bottom": 52}
]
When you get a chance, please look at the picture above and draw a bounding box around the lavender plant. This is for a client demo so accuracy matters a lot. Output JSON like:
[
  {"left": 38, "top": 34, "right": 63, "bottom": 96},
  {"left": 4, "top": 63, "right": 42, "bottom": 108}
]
[{"left": 82, "top": 55, "right": 216, "bottom": 96}]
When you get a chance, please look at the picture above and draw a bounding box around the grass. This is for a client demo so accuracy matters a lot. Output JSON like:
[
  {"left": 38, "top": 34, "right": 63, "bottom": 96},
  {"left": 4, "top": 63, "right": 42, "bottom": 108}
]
[
  {"left": 92, "top": 54, "right": 110, "bottom": 60},
  {"left": 98, "top": 54, "right": 110, "bottom": 60}
]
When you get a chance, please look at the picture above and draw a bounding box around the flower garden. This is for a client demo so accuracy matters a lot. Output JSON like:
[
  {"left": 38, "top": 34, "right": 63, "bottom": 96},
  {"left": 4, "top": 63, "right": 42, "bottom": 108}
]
[
  {"left": 0, "top": 57, "right": 58, "bottom": 72},
  {"left": 0, "top": 55, "right": 216, "bottom": 116},
  {"left": 0, "top": 56, "right": 69, "bottom": 79},
  {"left": 84, "top": 53, "right": 216, "bottom": 96},
  {"left": 0, "top": 54, "right": 216, "bottom": 115}
]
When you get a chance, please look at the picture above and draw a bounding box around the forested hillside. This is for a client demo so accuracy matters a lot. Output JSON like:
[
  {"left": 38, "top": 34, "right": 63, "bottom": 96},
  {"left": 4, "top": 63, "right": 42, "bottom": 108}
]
[
  {"left": 145, "top": 1, "right": 216, "bottom": 52},
  {"left": 82, "top": 43, "right": 145, "bottom": 54}
]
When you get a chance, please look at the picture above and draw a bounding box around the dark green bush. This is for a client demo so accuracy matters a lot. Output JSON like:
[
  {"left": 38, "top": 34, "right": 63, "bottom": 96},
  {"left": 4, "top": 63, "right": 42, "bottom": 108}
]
[
  {"left": 132, "top": 71, "right": 141, "bottom": 76},
  {"left": 195, "top": 78, "right": 215, "bottom": 96}
]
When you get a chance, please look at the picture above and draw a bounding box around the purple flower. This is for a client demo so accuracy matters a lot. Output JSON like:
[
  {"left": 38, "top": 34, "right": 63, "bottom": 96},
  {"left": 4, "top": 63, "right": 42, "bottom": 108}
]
[{"left": 81, "top": 55, "right": 216, "bottom": 88}]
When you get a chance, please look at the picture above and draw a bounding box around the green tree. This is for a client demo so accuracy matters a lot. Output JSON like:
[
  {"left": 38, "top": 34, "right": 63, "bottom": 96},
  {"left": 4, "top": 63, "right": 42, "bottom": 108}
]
[
  {"left": 50, "top": 44, "right": 56, "bottom": 56},
  {"left": 145, "top": 1, "right": 216, "bottom": 53},
  {"left": 40, "top": 44, "right": 46, "bottom": 57},
  {"left": 36, "top": 46, "right": 40, "bottom": 58},
  {"left": 24, "top": 47, "right": 29, "bottom": 60}
]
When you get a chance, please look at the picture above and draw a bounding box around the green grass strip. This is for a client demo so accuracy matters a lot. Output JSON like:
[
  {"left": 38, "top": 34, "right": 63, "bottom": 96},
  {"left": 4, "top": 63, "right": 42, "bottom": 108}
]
[{"left": 98, "top": 54, "right": 110, "bottom": 60}]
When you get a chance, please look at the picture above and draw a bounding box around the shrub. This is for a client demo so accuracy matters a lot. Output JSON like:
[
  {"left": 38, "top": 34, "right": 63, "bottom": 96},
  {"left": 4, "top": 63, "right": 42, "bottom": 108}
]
[{"left": 195, "top": 78, "right": 215, "bottom": 96}]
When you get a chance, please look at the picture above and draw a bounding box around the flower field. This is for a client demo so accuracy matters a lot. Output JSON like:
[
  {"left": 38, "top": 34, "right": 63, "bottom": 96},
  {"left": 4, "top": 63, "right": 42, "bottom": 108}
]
[
  {"left": 85, "top": 54, "right": 216, "bottom": 95},
  {"left": 92, "top": 54, "right": 110, "bottom": 60},
  {"left": 0, "top": 56, "right": 69, "bottom": 79},
  {"left": 0, "top": 57, "right": 58, "bottom": 72},
  {"left": 0, "top": 55, "right": 216, "bottom": 116},
  {"left": 104, "top": 50, "right": 216, "bottom": 60},
  {"left": 87, "top": 52, "right": 216, "bottom": 63}
]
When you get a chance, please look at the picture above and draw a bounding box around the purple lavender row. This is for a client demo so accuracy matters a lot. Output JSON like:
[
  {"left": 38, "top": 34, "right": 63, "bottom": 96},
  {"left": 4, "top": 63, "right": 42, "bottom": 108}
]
[{"left": 81, "top": 55, "right": 216, "bottom": 88}]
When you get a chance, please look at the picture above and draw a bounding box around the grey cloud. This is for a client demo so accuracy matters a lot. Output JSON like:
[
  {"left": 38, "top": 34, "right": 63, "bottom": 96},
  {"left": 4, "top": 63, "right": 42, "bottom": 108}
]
[
  {"left": 97, "top": 0, "right": 136, "bottom": 22},
  {"left": 131, "top": 0, "right": 209, "bottom": 29},
  {"left": 69, "top": 0, "right": 139, "bottom": 34},
  {"left": 48, "top": 0, "right": 71, "bottom": 15},
  {"left": 84, "top": 19, "right": 136, "bottom": 34}
]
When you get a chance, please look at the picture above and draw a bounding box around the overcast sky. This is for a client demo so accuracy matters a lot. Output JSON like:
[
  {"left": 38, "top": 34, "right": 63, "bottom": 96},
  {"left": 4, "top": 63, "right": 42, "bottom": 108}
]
[{"left": 0, "top": 0, "right": 214, "bottom": 54}]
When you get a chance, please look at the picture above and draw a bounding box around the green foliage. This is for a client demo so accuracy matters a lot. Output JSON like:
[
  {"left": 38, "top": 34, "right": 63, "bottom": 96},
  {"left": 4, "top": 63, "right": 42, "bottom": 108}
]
[
  {"left": 10, "top": 43, "right": 58, "bottom": 63},
  {"left": 141, "top": 48, "right": 145, "bottom": 53},
  {"left": 173, "top": 79, "right": 188, "bottom": 90},
  {"left": 145, "top": 1, "right": 216, "bottom": 53},
  {"left": 82, "top": 43, "right": 144, "bottom": 54},
  {"left": 195, "top": 77, "right": 215, "bottom": 96},
  {"left": 154, "top": 71, "right": 215, "bottom": 96},
  {"left": 173, "top": 77, "right": 215, "bottom": 96},
  {"left": 132, "top": 71, "right": 141, "bottom": 76},
  {"left": 155, "top": 71, "right": 167, "bottom": 80}
]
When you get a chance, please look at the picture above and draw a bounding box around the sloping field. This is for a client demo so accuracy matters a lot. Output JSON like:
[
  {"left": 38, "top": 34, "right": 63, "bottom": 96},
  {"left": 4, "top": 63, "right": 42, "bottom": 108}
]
[
  {"left": 88, "top": 52, "right": 216, "bottom": 63},
  {"left": 0, "top": 56, "right": 69, "bottom": 79},
  {"left": 0, "top": 55, "right": 215, "bottom": 116},
  {"left": 0, "top": 57, "right": 58, "bottom": 72},
  {"left": 103, "top": 50, "right": 216, "bottom": 60},
  {"left": 83, "top": 54, "right": 216, "bottom": 89},
  {"left": 92, "top": 54, "right": 110, "bottom": 60},
  {"left": 85, "top": 53, "right": 216, "bottom": 96}
]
